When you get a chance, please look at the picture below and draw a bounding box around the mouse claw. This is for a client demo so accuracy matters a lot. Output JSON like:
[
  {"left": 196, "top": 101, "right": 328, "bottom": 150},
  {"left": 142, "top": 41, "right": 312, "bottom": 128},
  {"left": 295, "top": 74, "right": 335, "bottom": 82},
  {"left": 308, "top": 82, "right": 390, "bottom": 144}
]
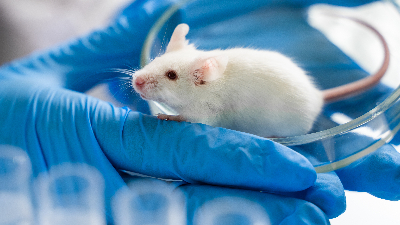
[{"left": 157, "top": 114, "right": 185, "bottom": 122}]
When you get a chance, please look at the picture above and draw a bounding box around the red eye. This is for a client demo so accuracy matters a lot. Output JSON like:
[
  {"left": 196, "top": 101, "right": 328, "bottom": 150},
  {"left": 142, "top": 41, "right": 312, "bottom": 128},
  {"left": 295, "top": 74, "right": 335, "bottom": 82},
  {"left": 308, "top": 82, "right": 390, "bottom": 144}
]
[{"left": 165, "top": 70, "right": 178, "bottom": 80}]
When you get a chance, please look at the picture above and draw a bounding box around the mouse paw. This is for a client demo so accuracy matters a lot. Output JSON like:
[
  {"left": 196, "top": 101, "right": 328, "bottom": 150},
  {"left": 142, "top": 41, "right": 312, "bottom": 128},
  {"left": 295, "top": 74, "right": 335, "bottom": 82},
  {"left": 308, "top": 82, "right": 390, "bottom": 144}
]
[{"left": 157, "top": 114, "right": 185, "bottom": 122}]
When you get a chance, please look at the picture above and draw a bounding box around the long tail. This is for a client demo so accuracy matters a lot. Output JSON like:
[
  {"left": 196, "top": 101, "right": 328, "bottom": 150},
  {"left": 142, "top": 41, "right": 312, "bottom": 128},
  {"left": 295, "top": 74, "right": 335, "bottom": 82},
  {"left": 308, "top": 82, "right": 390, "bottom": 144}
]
[{"left": 322, "top": 16, "right": 390, "bottom": 103}]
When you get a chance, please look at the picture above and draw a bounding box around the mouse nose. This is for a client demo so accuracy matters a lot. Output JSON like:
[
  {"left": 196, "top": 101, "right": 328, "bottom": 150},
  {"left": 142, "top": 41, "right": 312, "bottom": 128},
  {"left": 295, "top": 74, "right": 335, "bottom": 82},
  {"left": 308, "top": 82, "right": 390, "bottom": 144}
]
[{"left": 135, "top": 76, "right": 146, "bottom": 88}]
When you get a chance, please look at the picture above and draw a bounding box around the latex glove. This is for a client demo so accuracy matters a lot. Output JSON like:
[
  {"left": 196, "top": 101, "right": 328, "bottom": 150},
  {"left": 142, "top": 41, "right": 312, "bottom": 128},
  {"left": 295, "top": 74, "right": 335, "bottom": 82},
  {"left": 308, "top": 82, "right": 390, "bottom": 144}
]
[{"left": 0, "top": 0, "right": 346, "bottom": 223}]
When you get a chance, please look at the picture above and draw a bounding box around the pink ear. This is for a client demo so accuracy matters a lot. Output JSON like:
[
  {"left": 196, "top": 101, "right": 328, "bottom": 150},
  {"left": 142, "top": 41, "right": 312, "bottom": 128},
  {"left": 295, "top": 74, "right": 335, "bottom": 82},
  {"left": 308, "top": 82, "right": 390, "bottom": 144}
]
[
  {"left": 191, "top": 55, "right": 229, "bottom": 84},
  {"left": 166, "top": 24, "right": 190, "bottom": 53}
]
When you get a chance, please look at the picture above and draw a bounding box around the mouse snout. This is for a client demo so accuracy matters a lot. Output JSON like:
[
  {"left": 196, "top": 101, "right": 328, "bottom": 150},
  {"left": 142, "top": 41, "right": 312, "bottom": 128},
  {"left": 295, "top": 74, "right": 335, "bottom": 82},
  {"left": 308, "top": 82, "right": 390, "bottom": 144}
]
[
  {"left": 134, "top": 76, "right": 148, "bottom": 92},
  {"left": 135, "top": 76, "right": 146, "bottom": 87},
  {"left": 133, "top": 74, "right": 158, "bottom": 97}
]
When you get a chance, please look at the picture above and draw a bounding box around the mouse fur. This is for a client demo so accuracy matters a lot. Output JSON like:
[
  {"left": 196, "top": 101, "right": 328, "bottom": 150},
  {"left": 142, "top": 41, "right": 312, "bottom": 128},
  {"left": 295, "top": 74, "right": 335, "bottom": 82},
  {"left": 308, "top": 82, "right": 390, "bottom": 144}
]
[{"left": 133, "top": 23, "right": 324, "bottom": 137}]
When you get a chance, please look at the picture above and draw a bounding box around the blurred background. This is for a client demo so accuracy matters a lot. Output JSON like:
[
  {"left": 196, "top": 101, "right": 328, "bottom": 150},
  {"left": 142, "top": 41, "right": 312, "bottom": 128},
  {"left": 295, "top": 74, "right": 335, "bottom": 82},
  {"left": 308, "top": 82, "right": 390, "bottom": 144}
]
[
  {"left": 0, "top": 0, "right": 130, "bottom": 66},
  {"left": 0, "top": 0, "right": 399, "bottom": 224}
]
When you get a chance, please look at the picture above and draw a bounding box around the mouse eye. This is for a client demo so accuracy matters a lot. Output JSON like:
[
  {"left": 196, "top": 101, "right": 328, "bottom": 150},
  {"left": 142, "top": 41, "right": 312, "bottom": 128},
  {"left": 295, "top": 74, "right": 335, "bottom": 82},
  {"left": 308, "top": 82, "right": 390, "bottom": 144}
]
[{"left": 165, "top": 70, "right": 178, "bottom": 80}]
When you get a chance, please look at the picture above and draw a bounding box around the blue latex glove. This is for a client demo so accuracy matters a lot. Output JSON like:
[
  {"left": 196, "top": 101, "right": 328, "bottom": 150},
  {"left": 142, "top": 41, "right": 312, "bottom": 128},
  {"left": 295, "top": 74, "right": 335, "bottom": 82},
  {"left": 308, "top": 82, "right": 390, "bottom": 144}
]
[{"left": 0, "top": 0, "right": 351, "bottom": 224}]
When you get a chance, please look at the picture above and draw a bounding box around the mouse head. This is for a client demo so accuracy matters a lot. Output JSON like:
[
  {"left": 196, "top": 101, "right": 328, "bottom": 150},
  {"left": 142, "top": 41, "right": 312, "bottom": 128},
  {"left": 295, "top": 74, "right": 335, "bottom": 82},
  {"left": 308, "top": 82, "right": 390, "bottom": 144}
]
[{"left": 132, "top": 24, "right": 228, "bottom": 108}]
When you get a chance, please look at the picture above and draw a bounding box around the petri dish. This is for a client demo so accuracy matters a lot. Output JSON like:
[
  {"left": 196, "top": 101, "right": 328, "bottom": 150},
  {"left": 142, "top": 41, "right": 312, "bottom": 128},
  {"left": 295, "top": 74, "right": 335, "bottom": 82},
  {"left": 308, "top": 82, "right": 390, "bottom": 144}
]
[{"left": 139, "top": 0, "right": 400, "bottom": 173}]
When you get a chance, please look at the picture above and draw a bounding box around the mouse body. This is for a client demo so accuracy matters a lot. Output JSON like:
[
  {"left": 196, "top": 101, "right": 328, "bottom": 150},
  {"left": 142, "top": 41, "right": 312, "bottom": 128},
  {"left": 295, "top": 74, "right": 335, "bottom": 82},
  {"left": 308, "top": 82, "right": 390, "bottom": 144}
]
[
  {"left": 133, "top": 24, "right": 323, "bottom": 137},
  {"left": 132, "top": 22, "right": 388, "bottom": 137}
]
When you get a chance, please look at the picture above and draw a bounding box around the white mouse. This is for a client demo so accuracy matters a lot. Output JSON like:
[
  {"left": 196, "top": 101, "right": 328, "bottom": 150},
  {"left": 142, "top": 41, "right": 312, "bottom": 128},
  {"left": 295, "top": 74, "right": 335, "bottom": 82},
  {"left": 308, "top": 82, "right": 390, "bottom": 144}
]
[{"left": 131, "top": 21, "right": 389, "bottom": 138}]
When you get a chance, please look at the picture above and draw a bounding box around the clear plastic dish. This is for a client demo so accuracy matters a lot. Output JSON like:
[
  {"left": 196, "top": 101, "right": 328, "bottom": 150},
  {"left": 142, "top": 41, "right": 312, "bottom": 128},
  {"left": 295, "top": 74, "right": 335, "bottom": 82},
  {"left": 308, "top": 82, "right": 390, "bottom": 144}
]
[{"left": 139, "top": 0, "right": 400, "bottom": 173}]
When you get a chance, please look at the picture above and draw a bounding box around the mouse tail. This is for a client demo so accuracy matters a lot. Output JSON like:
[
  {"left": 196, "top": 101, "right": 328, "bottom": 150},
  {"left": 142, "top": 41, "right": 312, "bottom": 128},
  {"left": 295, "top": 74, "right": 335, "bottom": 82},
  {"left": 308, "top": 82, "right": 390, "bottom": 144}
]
[{"left": 322, "top": 16, "right": 390, "bottom": 103}]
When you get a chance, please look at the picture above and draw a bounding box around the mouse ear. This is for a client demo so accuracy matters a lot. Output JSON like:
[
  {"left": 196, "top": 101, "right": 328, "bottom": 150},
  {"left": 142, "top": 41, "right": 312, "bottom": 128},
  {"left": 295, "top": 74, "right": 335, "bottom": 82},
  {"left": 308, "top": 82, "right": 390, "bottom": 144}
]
[
  {"left": 166, "top": 23, "right": 190, "bottom": 53},
  {"left": 190, "top": 55, "right": 229, "bottom": 84}
]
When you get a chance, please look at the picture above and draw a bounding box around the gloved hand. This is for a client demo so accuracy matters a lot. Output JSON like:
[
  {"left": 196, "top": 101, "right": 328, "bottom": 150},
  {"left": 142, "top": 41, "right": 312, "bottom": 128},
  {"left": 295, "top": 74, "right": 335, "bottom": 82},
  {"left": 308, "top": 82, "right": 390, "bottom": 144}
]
[{"left": 0, "top": 0, "right": 348, "bottom": 224}]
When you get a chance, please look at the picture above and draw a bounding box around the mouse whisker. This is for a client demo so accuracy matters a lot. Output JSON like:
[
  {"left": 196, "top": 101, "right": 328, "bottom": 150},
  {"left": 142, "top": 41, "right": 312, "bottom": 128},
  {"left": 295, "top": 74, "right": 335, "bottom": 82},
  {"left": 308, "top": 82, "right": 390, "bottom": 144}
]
[
  {"left": 121, "top": 64, "right": 138, "bottom": 71},
  {"left": 107, "top": 81, "right": 138, "bottom": 103},
  {"left": 103, "top": 68, "right": 136, "bottom": 77}
]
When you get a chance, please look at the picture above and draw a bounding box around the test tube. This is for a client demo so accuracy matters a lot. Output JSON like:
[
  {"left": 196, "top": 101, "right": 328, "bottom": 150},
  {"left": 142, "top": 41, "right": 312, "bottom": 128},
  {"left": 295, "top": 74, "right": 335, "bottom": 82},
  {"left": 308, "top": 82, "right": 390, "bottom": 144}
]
[
  {"left": 36, "top": 163, "right": 105, "bottom": 225},
  {"left": 112, "top": 179, "right": 186, "bottom": 225},
  {"left": 0, "top": 145, "right": 34, "bottom": 225},
  {"left": 194, "top": 197, "right": 271, "bottom": 225}
]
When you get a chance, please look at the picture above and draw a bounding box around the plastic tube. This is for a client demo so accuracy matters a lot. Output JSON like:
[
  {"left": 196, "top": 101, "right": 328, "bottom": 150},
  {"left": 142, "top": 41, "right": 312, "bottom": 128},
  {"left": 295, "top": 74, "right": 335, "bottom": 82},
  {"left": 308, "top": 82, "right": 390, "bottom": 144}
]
[
  {"left": 0, "top": 145, "right": 33, "bottom": 225},
  {"left": 112, "top": 179, "right": 186, "bottom": 225},
  {"left": 36, "top": 163, "right": 105, "bottom": 225},
  {"left": 194, "top": 197, "right": 270, "bottom": 225}
]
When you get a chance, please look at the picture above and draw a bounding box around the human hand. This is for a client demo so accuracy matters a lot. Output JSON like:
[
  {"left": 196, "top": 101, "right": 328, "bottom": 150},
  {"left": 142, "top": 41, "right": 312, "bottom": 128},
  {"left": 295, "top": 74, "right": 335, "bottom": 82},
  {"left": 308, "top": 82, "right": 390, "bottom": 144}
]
[{"left": 0, "top": 0, "right": 347, "bottom": 223}]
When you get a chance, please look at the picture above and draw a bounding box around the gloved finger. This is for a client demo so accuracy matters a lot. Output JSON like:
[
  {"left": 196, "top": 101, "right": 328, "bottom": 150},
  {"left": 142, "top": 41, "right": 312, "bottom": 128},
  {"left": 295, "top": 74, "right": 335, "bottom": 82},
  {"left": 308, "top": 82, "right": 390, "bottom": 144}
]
[
  {"left": 336, "top": 143, "right": 400, "bottom": 200},
  {"left": 302, "top": 172, "right": 346, "bottom": 218},
  {"left": 274, "top": 172, "right": 346, "bottom": 219},
  {"left": 179, "top": 182, "right": 330, "bottom": 225},
  {"left": 0, "top": 0, "right": 183, "bottom": 92},
  {"left": 98, "top": 108, "right": 317, "bottom": 193}
]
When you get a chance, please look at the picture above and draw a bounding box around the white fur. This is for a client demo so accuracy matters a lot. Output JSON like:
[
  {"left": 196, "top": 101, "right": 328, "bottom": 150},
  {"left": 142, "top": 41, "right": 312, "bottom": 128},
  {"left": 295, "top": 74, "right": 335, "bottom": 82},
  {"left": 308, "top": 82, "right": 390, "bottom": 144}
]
[{"left": 133, "top": 24, "right": 324, "bottom": 137}]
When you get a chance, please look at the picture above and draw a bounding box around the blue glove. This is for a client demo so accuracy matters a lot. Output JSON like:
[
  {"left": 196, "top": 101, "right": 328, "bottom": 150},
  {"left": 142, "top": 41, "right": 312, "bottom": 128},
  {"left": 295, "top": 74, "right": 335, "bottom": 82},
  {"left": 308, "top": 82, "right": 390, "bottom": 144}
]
[{"left": 0, "top": 0, "right": 350, "bottom": 224}]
